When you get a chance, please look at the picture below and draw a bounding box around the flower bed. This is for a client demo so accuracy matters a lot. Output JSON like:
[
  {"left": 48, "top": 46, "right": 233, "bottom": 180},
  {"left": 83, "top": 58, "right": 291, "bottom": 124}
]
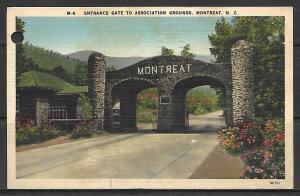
[
  {"left": 218, "top": 121, "right": 262, "bottom": 154},
  {"left": 16, "top": 125, "right": 62, "bottom": 146},
  {"left": 71, "top": 120, "right": 98, "bottom": 139},
  {"left": 218, "top": 119, "right": 285, "bottom": 179}
]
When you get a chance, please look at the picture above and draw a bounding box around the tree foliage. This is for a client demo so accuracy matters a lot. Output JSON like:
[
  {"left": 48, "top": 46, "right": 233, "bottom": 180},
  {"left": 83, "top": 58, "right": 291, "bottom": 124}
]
[
  {"left": 137, "top": 88, "right": 158, "bottom": 110},
  {"left": 209, "top": 16, "right": 284, "bottom": 119},
  {"left": 74, "top": 64, "right": 88, "bottom": 85},
  {"left": 22, "top": 42, "right": 84, "bottom": 74},
  {"left": 52, "top": 65, "right": 73, "bottom": 83},
  {"left": 78, "top": 95, "right": 93, "bottom": 119},
  {"left": 180, "top": 44, "right": 195, "bottom": 59},
  {"left": 186, "top": 87, "right": 220, "bottom": 115},
  {"left": 161, "top": 46, "right": 174, "bottom": 56},
  {"left": 16, "top": 17, "right": 25, "bottom": 33},
  {"left": 15, "top": 18, "right": 85, "bottom": 85},
  {"left": 16, "top": 17, "right": 36, "bottom": 76}
]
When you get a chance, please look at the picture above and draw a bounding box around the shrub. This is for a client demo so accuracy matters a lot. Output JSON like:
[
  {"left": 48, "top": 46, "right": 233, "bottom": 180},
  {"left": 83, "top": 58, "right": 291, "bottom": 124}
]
[
  {"left": 186, "top": 88, "right": 220, "bottom": 115},
  {"left": 240, "top": 119, "right": 285, "bottom": 179},
  {"left": 136, "top": 111, "right": 156, "bottom": 123},
  {"left": 240, "top": 148, "right": 285, "bottom": 179},
  {"left": 137, "top": 88, "right": 158, "bottom": 110},
  {"left": 71, "top": 122, "right": 98, "bottom": 139},
  {"left": 218, "top": 126, "right": 243, "bottom": 154},
  {"left": 16, "top": 126, "right": 61, "bottom": 146},
  {"left": 218, "top": 118, "right": 285, "bottom": 179},
  {"left": 77, "top": 95, "right": 93, "bottom": 120},
  {"left": 218, "top": 121, "right": 262, "bottom": 154}
]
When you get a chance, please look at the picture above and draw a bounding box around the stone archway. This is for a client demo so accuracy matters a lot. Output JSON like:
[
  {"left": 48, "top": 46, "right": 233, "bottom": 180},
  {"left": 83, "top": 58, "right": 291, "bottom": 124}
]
[
  {"left": 88, "top": 40, "right": 255, "bottom": 132},
  {"left": 160, "top": 76, "right": 229, "bottom": 131},
  {"left": 110, "top": 78, "right": 157, "bottom": 130}
]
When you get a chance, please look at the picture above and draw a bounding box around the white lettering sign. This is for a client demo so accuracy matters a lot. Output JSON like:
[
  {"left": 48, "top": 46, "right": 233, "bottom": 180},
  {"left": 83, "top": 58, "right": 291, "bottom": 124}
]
[{"left": 137, "top": 64, "right": 192, "bottom": 75}]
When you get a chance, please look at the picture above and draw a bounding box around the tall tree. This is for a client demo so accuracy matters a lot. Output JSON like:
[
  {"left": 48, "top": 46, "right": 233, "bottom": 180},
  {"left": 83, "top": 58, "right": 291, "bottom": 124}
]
[
  {"left": 209, "top": 16, "right": 284, "bottom": 119},
  {"left": 161, "top": 46, "right": 174, "bottom": 56},
  {"left": 180, "top": 44, "right": 195, "bottom": 59},
  {"left": 16, "top": 17, "right": 25, "bottom": 33},
  {"left": 16, "top": 18, "right": 39, "bottom": 76},
  {"left": 16, "top": 17, "right": 29, "bottom": 76}
]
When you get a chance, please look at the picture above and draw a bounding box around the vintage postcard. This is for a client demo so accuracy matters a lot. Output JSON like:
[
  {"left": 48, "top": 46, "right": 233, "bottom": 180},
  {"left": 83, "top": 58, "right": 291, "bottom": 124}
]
[{"left": 6, "top": 7, "right": 293, "bottom": 189}]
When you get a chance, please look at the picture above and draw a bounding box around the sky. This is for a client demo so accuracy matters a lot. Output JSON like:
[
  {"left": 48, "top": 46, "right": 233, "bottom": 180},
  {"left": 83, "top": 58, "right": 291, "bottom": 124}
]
[{"left": 21, "top": 17, "right": 228, "bottom": 57}]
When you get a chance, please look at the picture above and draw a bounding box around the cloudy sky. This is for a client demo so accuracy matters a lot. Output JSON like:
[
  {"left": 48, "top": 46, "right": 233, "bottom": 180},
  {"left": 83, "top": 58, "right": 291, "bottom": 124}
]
[{"left": 21, "top": 16, "right": 230, "bottom": 57}]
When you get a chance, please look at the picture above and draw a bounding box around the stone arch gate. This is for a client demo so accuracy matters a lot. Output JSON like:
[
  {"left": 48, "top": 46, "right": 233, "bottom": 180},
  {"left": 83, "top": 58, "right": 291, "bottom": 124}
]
[{"left": 88, "top": 40, "right": 255, "bottom": 131}]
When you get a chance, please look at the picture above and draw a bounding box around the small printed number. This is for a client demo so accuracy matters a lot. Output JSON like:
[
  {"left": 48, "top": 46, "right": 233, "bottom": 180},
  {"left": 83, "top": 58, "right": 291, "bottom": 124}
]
[{"left": 270, "top": 181, "right": 280, "bottom": 185}]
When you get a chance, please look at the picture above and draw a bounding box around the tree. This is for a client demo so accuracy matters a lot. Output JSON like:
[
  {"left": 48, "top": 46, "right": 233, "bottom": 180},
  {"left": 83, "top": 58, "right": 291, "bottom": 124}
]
[
  {"left": 161, "top": 46, "right": 174, "bottom": 56},
  {"left": 51, "top": 65, "right": 73, "bottom": 83},
  {"left": 16, "top": 20, "right": 40, "bottom": 76},
  {"left": 16, "top": 17, "right": 25, "bottom": 33},
  {"left": 16, "top": 17, "right": 28, "bottom": 76},
  {"left": 78, "top": 95, "right": 93, "bottom": 119},
  {"left": 209, "top": 16, "right": 284, "bottom": 119},
  {"left": 74, "top": 64, "right": 88, "bottom": 85},
  {"left": 180, "top": 44, "right": 195, "bottom": 59}
]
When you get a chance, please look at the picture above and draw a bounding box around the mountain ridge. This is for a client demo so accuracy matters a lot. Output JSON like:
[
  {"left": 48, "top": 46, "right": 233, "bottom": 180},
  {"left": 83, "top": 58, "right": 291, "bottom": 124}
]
[
  {"left": 22, "top": 43, "right": 214, "bottom": 74},
  {"left": 65, "top": 50, "right": 213, "bottom": 70}
]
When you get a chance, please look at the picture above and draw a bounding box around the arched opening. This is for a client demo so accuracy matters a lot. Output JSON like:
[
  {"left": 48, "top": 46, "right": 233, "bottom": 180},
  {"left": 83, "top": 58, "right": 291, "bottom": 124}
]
[
  {"left": 111, "top": 79, "right": 156, "bottom": 131},
  {"left": 186, "top": 86, "right": 225, "bottom": 131},
  {"left": 136, "top": 87, "right": 158, "bottom": 131},
  {"left": 172, "top": 76, "right": 227, "bottom": 132}
]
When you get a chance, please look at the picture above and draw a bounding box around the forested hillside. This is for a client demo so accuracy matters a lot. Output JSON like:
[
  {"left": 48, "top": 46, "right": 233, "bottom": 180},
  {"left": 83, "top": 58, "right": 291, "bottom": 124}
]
[
  {"left": 136, "top": 86, "right": 221, "bottom": 123},
  {"left": 23, "top": 43, "right": 85, "bottom": 74}
]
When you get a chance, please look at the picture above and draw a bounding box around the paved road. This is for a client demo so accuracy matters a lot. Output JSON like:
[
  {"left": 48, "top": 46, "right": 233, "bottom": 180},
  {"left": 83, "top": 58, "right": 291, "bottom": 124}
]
[
  {"left": 188, "top": 110, "right": 226, "bottom": 131},
  {"left": 17, "top": 111, "right": 226, "bottom": 179},
  {"left": 137, "top": 110, "right": 226, "bottom": 132}
]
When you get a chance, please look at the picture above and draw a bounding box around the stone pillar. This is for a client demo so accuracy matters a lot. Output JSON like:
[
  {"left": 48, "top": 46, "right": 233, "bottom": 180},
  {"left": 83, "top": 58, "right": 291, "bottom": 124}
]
[
  {"left": 231, "top": 40, "right": 255, "bottom": 123},
  {"left": 171, "top": 93, "right": 186, "bottom": 130},
  {"left": 225, "top": 87, "right": 233, "bottom": 125},
  {"left": 157, "top": 100, "right": 173, "bottom": 131},
  {"left": 120, "top": 93, "right": 137, "bottom": 130},
  {"left": 88, "top": 53, "right": 106, "bottom": 130},
  {"left": 157, "top": 91, "right": 185, "bottom": 132},
  {"left": 104, "top": 84, "right": 113, "bottom": 130},
  {"left": 36, "top": 98, "right": 49, "bottom": 127}
]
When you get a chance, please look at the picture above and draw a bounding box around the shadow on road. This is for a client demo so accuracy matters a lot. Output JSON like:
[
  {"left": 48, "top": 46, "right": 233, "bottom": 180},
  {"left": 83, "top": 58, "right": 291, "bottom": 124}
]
[{"left": 114, "top": 110, "right": 226, "bottom": 134}]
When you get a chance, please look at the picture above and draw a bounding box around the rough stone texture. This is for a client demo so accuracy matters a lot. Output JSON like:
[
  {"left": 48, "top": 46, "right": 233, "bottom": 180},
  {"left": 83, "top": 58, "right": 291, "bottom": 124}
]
[
  {"left": 20, "top": 41, "right": 255, "bottom": 131},
  {"left": 157, "top": 92, "right": 186, "bottom": 131},
  {"left": 104, "top": 84, "right": 113, "bottom": 130},
  {"left": 231, "top": 40, "right": 255, "bottom": 123},
  {"left": 107, "top": 79, "right": 154, "bottom": 130},
  {"left": 87, "top": 41, "right": 255, "bottom": 131},
  {"left": 17, "top": 89, "right": 79, "bottom": 130},
  {"left": 88, "top": 53, "right": 106, "bottom": 130},
  {"left": 36, "top": 98, "right": 49, "bottom": 127},
  {"left": 106, "top": 56, "right": 233, "bottom": 131}
]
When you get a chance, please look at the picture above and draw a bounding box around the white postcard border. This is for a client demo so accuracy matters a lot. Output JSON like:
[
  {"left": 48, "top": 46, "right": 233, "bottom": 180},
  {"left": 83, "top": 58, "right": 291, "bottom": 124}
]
[{"left": 6, "top": 7, "right": 294, "bottom": 189}]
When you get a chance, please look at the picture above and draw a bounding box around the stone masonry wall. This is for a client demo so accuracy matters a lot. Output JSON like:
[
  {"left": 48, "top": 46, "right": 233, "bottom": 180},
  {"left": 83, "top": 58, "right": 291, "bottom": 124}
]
[
  {"left": 88, "top": 53, "right": 106, "bottom": 130},
  {"left": 104, "top": 43, "right": 255, "bottom": 130},
  {"left": 36, "top": 98, "right": 49, "bottom": 127},
  {"left": 107, "top": 56, "right": 233, "bottom": 129},
  {"left": 231, "top": 40, "right": 255, "bottom": 123}
]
